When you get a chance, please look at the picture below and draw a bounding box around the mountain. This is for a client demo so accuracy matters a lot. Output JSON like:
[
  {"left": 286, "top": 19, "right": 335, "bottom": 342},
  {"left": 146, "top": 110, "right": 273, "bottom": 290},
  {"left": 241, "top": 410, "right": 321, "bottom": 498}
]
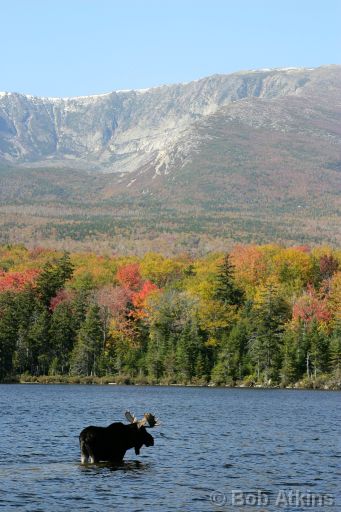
[{"left": 0, "top": 66, "right": 340, "bottom": 254}]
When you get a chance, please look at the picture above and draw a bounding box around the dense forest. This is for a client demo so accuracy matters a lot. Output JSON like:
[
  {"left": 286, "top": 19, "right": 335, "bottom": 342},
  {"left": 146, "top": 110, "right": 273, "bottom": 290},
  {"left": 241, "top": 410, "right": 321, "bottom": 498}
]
[{"left": 0, "top": 244, "right": 340, "bottom": 388}]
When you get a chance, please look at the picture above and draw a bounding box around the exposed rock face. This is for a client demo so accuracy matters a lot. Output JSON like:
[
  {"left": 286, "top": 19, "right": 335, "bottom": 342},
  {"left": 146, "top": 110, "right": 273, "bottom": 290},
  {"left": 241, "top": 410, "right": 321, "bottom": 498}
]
[{"left": 1, "top": 66, "right": 339, "bottom": 175}]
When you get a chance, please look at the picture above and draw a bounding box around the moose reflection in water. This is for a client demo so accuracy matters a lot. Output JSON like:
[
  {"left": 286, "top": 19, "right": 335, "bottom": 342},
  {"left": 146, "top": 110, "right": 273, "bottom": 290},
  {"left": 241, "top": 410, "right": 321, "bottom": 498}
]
[{"left": 79, "top": 411, "right": 160, "bottom": 464}]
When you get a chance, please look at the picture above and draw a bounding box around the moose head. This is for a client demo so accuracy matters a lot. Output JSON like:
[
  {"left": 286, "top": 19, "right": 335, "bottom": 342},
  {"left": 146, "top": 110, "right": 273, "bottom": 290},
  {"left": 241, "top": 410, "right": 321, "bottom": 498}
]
[{"left": 124, "top": 411, "right": 160, "bottom": 455}]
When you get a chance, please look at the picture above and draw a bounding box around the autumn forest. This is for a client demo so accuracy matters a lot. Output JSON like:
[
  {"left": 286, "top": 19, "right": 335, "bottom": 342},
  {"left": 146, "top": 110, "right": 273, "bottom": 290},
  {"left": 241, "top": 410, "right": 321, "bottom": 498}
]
[{"left": 0, "top": 244, "right": 340, "bottom": 388}]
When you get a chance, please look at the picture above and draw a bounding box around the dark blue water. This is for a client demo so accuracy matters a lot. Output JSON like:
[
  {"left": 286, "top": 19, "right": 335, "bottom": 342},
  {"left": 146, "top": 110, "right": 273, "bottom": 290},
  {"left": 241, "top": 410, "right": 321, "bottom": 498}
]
[{"left": 0, "top": 385, "right": 340, "bottom": 511}]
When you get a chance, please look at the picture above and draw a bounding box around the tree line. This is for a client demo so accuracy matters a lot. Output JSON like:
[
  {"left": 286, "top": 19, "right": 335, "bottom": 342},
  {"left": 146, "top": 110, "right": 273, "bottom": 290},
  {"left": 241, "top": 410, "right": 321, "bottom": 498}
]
[{"left": 0, "top": 244, "right": 340, "bottom": 387}]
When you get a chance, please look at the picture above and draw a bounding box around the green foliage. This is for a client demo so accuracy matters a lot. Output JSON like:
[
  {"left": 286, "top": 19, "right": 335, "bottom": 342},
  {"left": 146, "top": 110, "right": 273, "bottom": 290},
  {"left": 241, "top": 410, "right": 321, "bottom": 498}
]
[
  {"left": 0, "top": 292, "right": 18, "bottom": 379},
  {"left": 212, "top": 320, "right": 251, "bottom": 384},
  {"left": 146, "top": 290, "right": 207, "bottom": 382},
  {"left": 49, "top": 301, "right": 77, "bottom": 374},
  {"left": 280, "top": 330, "right": 300, "bottom": 384},
  {"left": 329, "top": 320, "right": 341, "bottom": 376},
  {"left": 308, "top": 322, "right": 331, "bottom": 377},
  {"left": 70, "top": 304, "right": 103, "bottom": 376},
  {"left": 36, "top": 253, "right": 74, "bottom": 307},
  {"left": 214, "top": 254, "right": 244, "bottom": 307},
  {"left": 248, "top": 283, "right": 290, "bottom": 381}
]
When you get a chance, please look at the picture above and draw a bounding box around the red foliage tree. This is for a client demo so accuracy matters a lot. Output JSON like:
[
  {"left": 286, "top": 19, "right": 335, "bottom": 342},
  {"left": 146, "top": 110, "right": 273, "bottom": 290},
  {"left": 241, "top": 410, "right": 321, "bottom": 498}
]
[
  {"left": 131, "top": 280, "right": 158, "bottom": 319},
  {"left": 0, "top": 269, "right": 40, "bottom": 292},
  {"left": 292, "top": 285, "right": 331, "bottom": 325},
  {"left": 116, "top": 263, "right": 143, "bottom": 291}
]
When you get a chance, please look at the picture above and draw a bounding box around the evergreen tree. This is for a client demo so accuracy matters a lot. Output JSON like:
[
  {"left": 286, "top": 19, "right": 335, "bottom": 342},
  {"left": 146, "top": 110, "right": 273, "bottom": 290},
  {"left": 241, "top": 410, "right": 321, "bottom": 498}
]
[
  {"left": 26, "top": 308, "right": 51, "bottom": 375},
  {"left": 70, "top": 304, "right": 103, "bottom": 376},
  {"left": 175, "top": 318, "right": 202, "bottom": 382},
  {"left": 0, "top": 292, "right": 17, "bottom": 379},
  {"left": 12, "top": 288, "right": 46, "bottom": 374},
  {"left": 309, "top": 321, "right": 330, "bottom": 377},
  {"left": 291, "top": 320, "right": 311, "bottom": 378},
  {"left": 145, "top": 339, "right": 164, "bottom": 380},
  {"left": 213, "top": 319, "right": 251, "bottom": 383},
  {"left": 146, "top": 290, "right": 179, "bottom": 379},
  {"left": 329, "top": 320, "right": 341, "bottom": 376},
  {"left": 214, "top": 254, "right": 244, "bottom": 307},
  {"left": 36, "top": 253, "right": 74, "bottom": 307},
  {"left": 49, "top": 301, "right": 77, "bottom": 374},
  {"left": 250, "top": 283, "right": 290, "bottom": 382},
  {"left": 281, "top": 329, "right": 300, "bottom": 384}
]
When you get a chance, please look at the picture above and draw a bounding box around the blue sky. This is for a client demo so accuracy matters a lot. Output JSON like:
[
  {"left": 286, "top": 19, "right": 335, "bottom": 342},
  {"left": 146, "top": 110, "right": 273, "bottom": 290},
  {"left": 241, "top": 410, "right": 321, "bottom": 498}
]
[{"left": 1, "top": 0, "right": 340, "bottom": 97}]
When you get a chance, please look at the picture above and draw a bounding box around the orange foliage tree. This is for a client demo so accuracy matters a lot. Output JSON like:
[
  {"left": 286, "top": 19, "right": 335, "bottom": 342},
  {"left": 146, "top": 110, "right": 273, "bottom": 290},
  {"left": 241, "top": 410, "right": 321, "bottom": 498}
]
[
  {"left": 292, "top": 285, "right": 331, "bottom": 328},
  {"left": 0, "top": 269, "right": 39, "bottom": 292}
]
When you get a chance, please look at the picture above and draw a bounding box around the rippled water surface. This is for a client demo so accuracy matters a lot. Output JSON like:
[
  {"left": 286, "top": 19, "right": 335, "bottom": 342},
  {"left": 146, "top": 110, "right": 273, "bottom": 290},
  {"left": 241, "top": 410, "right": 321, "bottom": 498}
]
[{"left": 0, "top": 385, "right": 340, "bottom": 511}]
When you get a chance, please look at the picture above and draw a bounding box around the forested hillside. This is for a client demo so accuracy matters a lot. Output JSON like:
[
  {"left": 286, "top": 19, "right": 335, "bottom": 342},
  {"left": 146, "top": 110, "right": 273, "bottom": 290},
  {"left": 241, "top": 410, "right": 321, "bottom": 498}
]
[{"left": 0, "top": 244, "right": 340, "bottom": 387}]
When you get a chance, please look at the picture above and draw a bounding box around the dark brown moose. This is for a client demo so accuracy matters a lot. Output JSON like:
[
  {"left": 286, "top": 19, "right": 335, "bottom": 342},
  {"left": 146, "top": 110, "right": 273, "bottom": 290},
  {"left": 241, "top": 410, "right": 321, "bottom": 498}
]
[{"left": 79, "top": 411, "right": 160, "bottom": 464}]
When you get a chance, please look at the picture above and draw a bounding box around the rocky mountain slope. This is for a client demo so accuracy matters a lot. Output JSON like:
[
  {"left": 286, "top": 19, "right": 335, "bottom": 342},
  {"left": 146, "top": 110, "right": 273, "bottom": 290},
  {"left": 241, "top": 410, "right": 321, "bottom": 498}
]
[
  {"left": 1, "top": 66, "right": 339, "bottom": 174},
  {"left": 0, "top": 66, "right": 340, "bottom": 253}
]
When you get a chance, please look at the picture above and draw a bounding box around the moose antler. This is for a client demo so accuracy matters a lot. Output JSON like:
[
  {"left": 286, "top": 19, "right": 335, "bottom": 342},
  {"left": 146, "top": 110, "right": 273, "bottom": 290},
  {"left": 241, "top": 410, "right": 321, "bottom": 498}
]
[
  {"left": 143, "top": 412, "right": 160, "bottom": 428},
  {"left": 125, "top": 410, "right": 138, "bottom": 424},
  {"left": 124, "top": 410, "right": 160, "bottom": 428}
]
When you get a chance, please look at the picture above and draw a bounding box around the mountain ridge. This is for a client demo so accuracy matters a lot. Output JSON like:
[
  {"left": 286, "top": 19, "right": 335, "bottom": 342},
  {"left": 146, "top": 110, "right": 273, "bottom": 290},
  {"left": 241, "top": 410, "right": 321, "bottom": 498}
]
[
  {"left": 0, "top": 65, "right": 322, "bottom": 99},
  {"left": 1, "top": 65, "right": 339, "bottom": 175}
]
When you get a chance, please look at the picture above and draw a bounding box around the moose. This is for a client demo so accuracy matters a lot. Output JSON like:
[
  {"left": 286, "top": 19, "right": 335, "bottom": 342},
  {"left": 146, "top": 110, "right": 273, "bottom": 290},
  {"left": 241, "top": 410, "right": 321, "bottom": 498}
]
[{"left": 79, "top": 411, "right": 160, "bottom": 464}]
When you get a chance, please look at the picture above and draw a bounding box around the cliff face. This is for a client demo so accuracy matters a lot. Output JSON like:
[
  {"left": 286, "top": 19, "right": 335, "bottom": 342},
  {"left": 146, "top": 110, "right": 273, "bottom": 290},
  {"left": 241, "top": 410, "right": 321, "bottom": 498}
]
[{"left": 1, "top": 66, "right": 339, "bottom": 175}]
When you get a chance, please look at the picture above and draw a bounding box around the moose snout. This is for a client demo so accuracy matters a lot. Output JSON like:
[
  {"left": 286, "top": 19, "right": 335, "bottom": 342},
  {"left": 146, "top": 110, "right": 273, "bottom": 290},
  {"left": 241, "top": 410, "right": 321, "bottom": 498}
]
[{"left": 145, "top": 436, "right": 154, "bottom": 447}]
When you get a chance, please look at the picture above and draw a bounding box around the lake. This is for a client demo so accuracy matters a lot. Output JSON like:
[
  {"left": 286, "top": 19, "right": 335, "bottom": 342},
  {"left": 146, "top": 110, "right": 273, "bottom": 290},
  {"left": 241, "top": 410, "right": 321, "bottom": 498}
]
[{"left": 0, "top": 385, "right": 340, "bottom": 511}]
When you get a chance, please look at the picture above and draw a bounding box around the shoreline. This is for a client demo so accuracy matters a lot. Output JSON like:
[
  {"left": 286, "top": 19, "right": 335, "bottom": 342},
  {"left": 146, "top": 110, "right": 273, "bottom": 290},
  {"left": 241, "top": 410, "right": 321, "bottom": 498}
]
[{"left": 1, "top": 375, "right": 340, "bottom": 391}]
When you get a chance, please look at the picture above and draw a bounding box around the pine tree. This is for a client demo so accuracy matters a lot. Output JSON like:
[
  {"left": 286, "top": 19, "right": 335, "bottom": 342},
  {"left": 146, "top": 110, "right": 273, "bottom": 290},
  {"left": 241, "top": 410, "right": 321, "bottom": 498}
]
[
  {"left": 250, "top": 283, "right": 290, "bottom": 382},
  {"left": 12, "top": 288, "right": 45, "bottom": 375},
  {"left": 214, "top": 254, "right": 244, "bottom": 307},
  {"left": 49, "top": 301, "right": 77, "bottom": 374},
  {"left": 281, "top": 329, "right": 299, "bottom": 384},
  {"left": 309, "top": 321, "right": 330, "bottom": 377},
  {"left": 176, "top": 331, "right": 192, "bottom": 382},
  {"left": 36, "top": 253, "right": 74, "bottom": 307},
  {"left": 145, "top": 332, "right": 165, "bottom": 379},
  {"left": 26, "top": 308, "right": 51, "bottom": 375},
  {"left": 329, "top": 320, "right": 341, "bottom": 376},
  {"left": 215, "top": 320, "right": 251, "bottom": 382},
  {"left": 70, "top": 304, "right": 103, "bottom": 376},
  {"left": 0, "top": 292, "right": 17, "bottom": 379}
]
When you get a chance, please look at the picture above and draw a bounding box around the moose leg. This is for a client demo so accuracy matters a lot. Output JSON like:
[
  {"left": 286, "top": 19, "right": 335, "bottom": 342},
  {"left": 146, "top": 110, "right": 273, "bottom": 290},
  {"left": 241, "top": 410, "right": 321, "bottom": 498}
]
[
  {"left": 87, "top": 446, "right": 98, "bottom": 464},
  {"left": 80, "top": 439, "right": 89, "bottom": 464}
]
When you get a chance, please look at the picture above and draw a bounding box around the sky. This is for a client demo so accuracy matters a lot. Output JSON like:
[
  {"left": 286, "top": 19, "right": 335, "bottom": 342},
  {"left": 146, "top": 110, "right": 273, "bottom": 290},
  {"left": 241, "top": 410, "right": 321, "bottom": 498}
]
[{"left": 1, "top": 0, "right": 340, "bottom": 97}]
